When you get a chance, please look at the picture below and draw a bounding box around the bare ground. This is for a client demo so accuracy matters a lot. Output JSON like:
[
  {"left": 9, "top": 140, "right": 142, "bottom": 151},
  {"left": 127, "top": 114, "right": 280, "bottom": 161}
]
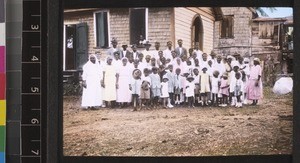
[{"left": 63, "top": 87, "right": 292, "bottom": 156}]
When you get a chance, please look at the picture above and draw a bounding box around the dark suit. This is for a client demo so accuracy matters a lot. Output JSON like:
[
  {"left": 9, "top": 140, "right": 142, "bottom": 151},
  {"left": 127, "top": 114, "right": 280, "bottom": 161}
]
[
  {"left": 174, "top": 47, "right": 187, "bottom": 57},
  {"left": 131, "top": 51, "right": 141, "bottom": 60},
  {"left": 120, "top": 50, "right": 131, "bottom": 59}
]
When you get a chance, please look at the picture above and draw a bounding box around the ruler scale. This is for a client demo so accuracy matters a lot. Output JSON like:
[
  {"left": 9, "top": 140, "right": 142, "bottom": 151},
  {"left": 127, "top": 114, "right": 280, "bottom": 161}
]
[{"left": 21, "top": 0, "right": 42, "bottom": 162}]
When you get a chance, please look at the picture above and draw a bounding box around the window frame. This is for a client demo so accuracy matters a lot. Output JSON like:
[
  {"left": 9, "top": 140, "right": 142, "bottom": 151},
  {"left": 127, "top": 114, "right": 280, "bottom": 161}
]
[
  {"left": 129, "top": 8, "right": 148, "bottom": 45},
  {"left": 93, "top": 10, "right": 111, "bottom": 48},
  {"left": 258, "top": 21, "right": 275, "bottom": 39},
  {"left": 220, "top": 15, "right": 234, "bottom": 39}
]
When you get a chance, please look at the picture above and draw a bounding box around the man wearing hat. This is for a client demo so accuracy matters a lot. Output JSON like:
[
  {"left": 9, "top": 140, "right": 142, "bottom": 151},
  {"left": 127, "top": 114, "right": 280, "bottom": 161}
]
[
  {"left": 246, "top": 58, "right": 262, "bottom": 105},
  {"left": 120, "top": 43, "right": 131, "bottom": 59},
  {"left": 107, "top": 37, "right": 121, "bottom": 60},
  {"left": 210, "top": 50, "right": 217, "bottom": 64},
  {"left": 163, "top": 41, "right": 173, "bottom": 60},
  {"left": 141, "top": 40, "right": 152, "bottom": 62},
  {"left": 174, "top": 39, "right": 187, "bottom": 57}
]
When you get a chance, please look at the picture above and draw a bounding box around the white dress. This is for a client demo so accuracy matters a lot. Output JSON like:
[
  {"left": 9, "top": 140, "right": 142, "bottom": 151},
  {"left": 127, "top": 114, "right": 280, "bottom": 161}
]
[
  {"left": 211, "top": 77, "right": 220, "bottom": 94},
  {"left": 161, "top": 82, "right": 169, "bottom": 98},
  {"left": 117, "top": 65, "right": 132, "bottom": 102},
  {"left": 81, "top": 60, "right": 103, "bottom": 107},
  {"left": 185, "top": 81, "right": 195, "bottom": 97}
]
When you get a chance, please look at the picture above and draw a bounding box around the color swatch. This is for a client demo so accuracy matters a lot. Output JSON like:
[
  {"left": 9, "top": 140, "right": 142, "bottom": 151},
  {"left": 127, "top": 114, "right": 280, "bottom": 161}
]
[{"left": 0, "top": 0, "right": 6, "bottom": 162}]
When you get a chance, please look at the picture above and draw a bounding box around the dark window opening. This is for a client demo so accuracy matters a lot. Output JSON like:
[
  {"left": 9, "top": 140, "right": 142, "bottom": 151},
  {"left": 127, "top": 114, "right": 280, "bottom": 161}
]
[
  {"left": 95, "top": 11, "right": 109, "bottom": 48},
  {"left": 220, "top": 16, "right": 234, "bottom": 38},
  {"left": 130, "top": 8, "right": 146, "bottom": 45}
]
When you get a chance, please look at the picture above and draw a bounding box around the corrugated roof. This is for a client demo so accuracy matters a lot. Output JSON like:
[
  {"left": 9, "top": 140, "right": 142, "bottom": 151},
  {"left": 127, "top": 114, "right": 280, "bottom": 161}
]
[{"left": 252, "top": 17, "right": 287, "bottom": 22}]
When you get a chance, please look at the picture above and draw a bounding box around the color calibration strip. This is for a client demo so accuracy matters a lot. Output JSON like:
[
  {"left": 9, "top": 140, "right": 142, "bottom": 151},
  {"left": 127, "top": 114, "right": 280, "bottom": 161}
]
[{"left": 0, "top": 0, "right": 6, "bottom": 162}]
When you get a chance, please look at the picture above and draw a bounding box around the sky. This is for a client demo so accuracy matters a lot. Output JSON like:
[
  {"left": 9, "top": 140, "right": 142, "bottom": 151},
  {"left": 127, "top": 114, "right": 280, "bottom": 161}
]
[{"left": 259, "top": 7, "right": 293, "bottom": 18}]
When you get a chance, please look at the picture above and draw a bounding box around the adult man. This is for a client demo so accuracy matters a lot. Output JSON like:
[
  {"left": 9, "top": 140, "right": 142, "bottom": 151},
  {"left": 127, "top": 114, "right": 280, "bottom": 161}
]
[
  {"left": 120, "top": 43, "right": 131, "bottom": 59},
  {"left": 131, "top": 44, "right": 140, "bottom": 60},
  {"left": 141, "top": 40, "right": 152, "bottom": 61},
  {"left": 174, "top": 39, "right": 187, "bottom": 57},
  {"left": 163, "top": 41, "right": 173, "bottom": 60},
  {"left": 107, "top": 38, "right": 120, "bottom": 60},
  {"left": 81, "top": 54, "right": 103, "bottom": 109},
  {"left": 194, "top": 42, "right": 203, "bottom": 60},
  {"left": 151, "top": 41, "right": 161, "bottom": 60}
]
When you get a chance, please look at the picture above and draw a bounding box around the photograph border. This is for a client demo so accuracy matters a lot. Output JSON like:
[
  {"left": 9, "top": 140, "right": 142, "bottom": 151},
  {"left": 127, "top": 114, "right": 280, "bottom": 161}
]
[{"left": 45, "top": 0, "right": 299, "bottom": 162}]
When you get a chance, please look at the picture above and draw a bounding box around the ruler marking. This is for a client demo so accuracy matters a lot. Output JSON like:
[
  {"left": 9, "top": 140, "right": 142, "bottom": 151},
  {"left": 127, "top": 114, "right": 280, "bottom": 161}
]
[
  {"left": 23, "top": 30, "right": 41, "bottom": 33},
  {"left": 21, "top": 156, "right": 41, "bottom": 158},
  {"left": 21, "top": 62, "right": 41, "bottom": 64},
  {"left": 21, "top": 93, "right": 41, "bottom": 95},
  {"left": 21, "top": 124, "right": 40, "bottom": 127}
]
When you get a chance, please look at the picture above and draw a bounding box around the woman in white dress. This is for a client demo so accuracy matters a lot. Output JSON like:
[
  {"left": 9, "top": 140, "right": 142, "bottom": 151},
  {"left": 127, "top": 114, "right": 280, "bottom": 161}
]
[
  {"left": 81, "top": 54, "right": 103, "bottom": 109},
  {"left": 102, "top": 56, "right": 119, "bottom": 108},
  {"left": 116, "top": 57, "right": 132, "bottom": 107}
]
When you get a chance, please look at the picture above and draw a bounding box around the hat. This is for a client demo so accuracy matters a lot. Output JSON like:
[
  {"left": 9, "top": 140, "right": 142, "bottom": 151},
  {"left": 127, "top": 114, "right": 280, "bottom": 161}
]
[
  {"left": 222, "top": 72, "right": 228, "bottom": 77},
  {"left": 113, "top": 51, "right": 120, "bottom": 55},
  {"left": 155, "top": 41, "right": 160, "bottom": 45},
  {"left": 143, "top": 40, "right": 151, "bottom": 46},
  {"left": 232, "top": 52, "right": 240, "bottom": 56},
  {"left": 210, "top": 50, "right": 217, "bottom": 56},
  {"left": 121, "top": 43, "right": 128, "bottom": 47},
  {"left": 167, "top": 41, "right": 172, "bottom": 45},
  {"left": 254, "top": 58, "right": 261, "bottom": 63},
  {"left": 163, "top": 75, "right": 169, "bottom": 80},
  {"left": 202, "top": 67, "right": 208, "bottom": 71},
  {"left": 227, "top": 55, "right": 234, "bottom": 60},
  {"left": 187, "top": 75, "right": 194, "bottom": 80},
  {"left": 131, "top": 44, "right": 137, "bottom": 48},
  {"left": 106, "top": 56, "right": 113, "bottom": 61},
  {"left": 244, "top": 58, "right": 250, "bottom": 63},
  {"left": 213, "top": 70, "right": 220, "bottom": 76},
  {"left": 177, "top": 39, "right": 183, "bottom": 42},
  {"left": 111, "top": 37, "right": 118, "bottom": 43}
]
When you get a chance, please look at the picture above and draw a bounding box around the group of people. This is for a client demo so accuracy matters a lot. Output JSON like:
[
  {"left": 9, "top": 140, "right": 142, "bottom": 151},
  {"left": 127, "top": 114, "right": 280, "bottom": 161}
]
[{"left": 81, "top": 38, "right": 262, "bottom": 111}]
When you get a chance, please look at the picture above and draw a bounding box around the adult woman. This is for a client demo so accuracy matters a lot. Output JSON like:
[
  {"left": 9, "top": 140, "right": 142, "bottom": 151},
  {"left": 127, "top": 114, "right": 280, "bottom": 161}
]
[
  {"left": 246, "top": 58, "right": 262, "bottom": 105},
  {"left": 81, "top": 54, "right": 103, "bottom": 109},
  {"left": 102, "top": 56, "right": 119, "bottom": 108},
  {"left": 116, "top": 58, "right": 132, "bottom": 107}
]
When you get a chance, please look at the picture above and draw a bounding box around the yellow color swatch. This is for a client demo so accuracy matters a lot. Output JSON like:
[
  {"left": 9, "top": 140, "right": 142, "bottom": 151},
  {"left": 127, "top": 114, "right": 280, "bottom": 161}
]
[{"left": 0, "top": 100, "right": 6, "bottom": 125}]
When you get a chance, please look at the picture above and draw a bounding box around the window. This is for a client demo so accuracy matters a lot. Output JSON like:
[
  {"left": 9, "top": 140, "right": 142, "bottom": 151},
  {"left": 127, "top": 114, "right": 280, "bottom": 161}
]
[
  {"left": 259, "top": 22, "right": 274, "bottom": 39},
  {"left": 94, "top": 11, "right": 109, "bottom": 48},
  {"left": 130, "top": 8, "right": 148, "bottom": 45},
  {"left": 220, "top": 16, "right": 234, "bottom": 38}
]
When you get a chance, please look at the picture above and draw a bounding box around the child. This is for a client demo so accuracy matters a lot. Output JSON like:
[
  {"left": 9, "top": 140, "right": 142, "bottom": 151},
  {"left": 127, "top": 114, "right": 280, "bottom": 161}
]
[
  {"left": 230, "top": 65, "right": 240, "bottom": 106},
  {"left": 150, "top": 67, "right": 161, "bottom": 108},
  {"left": 232, "top": 72, "right": 244, "bottom": 108},
  {"left": 193, "top": 68, "right": 200, "bottom": 105},
  {"left": 185, "top": 75, "right": 195, "bottom": 108},
  {"left": 130, "top": 69, "right": 142, "bottom": 111},
  {"left": 211, "top": 70, "right": 220, "bottom": 106},
  {"left": 219, "top": 73, "right": 229, "bottom": 107},
  {"left": 161, "top": 76, "right": 169, "bottom": 108},
  {"left": 174, "top": 68, "right": 182, "bottom": 105},
  {"left": 166, "top": 64, "right": 175, "bottom": 107},
  {"left": 199, "top": 67, "right": 211, "bottom": 106},
  {"left": 141, "top": 68, "right": 151, "bottom": 109},
  {"left": 181, "top": 72, "right": 189, "bottom": 105}
]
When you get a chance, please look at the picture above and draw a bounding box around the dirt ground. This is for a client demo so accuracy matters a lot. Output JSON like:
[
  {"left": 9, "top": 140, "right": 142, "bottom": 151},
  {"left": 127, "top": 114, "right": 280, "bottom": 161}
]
[{"left": 63, "top": 87, "right": 292, "bottom": 156}]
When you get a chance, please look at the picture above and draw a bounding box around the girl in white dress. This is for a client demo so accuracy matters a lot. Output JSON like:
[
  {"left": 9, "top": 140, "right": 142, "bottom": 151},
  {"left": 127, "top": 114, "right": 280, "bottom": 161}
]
[{"left": 160, "top": 76, "right": 169, "bottom": 108}]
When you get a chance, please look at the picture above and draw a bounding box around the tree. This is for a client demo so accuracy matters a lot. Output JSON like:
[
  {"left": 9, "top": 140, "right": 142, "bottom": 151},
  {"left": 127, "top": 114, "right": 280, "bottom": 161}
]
[{"left": 254, "top": 7, "right": 277, "bottom": 17}]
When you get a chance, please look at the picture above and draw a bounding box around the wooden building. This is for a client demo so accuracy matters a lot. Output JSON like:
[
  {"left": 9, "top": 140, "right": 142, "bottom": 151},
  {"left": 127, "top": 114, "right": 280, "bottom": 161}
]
[{"left": 63, "top": 7, "right": 223, "bottom": 71}]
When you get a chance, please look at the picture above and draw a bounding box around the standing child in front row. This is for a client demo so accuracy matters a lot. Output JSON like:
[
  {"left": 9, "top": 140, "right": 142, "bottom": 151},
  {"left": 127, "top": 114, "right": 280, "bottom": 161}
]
[
  {"left": 211, "top": 70, "right": 220, "bottom": 106},
  {"left": 130, "top": 69, "right": 142, "bottom": 111},
  {"left": 232, "top": 72, "right": 244, "bottom": 108},
  {"left": 193, "top": 68, "right": 200, "bottom": 105},
  {"left": 140, "top": 68, "right": 151, "bottom": 110},
  {"left": 199, "top": 67, "right": 211, "bottom": 106},
  {"left": 161, "top": 76, "right": 169, "bottom": 108},
  {"left": 174, "top": 68, "right": 182, "bottom": 105},
  {"left": 150, "top": 67, "right": 161, "bottom": 108},
  {"left": 185, "top": 75, "right": 195, "bottom": 108},
  {"left": 219, "top": 73, "right": 229, "bottom": 107}
]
